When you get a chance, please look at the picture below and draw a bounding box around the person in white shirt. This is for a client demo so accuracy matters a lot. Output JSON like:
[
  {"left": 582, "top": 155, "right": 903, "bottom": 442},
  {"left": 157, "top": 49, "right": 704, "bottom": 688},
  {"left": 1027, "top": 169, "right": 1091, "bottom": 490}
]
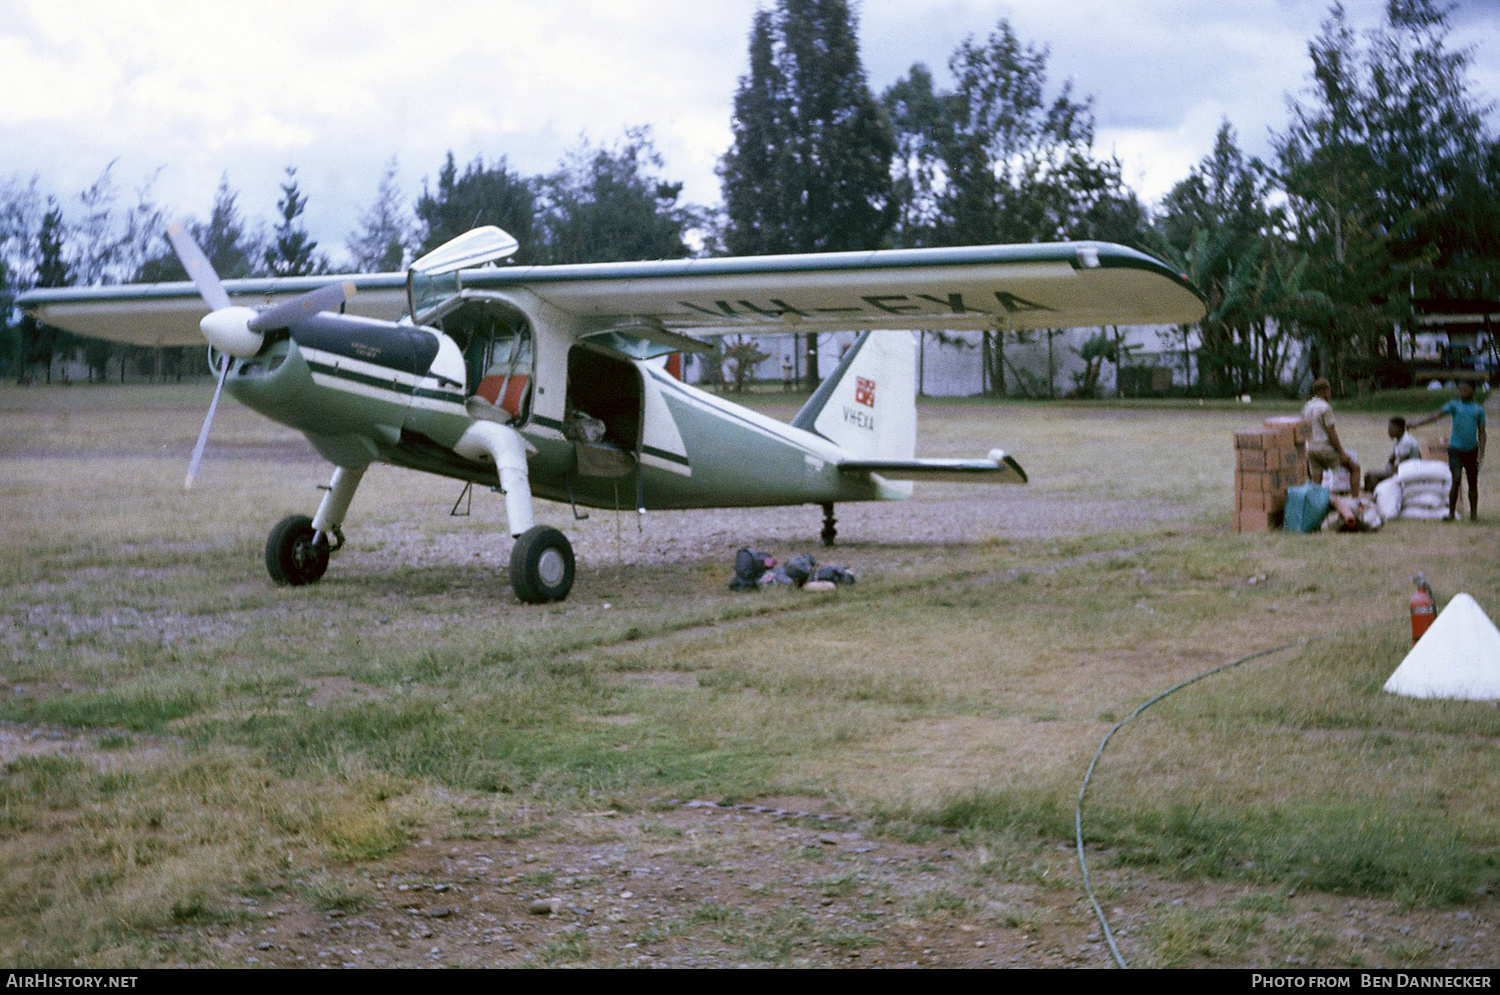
[
  {"left": 1303, "top": 378, "right": 1362, "bottom": 497},
  {"left": 1364, "top": 416, "right": 1422, "bottom": 491}
]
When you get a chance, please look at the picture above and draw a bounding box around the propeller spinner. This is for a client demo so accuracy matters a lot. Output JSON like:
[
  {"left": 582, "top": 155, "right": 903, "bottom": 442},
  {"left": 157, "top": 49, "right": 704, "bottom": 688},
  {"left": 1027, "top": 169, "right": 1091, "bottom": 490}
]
[{"left": 166, "top": 224, "right": 357, "bottom": 490}]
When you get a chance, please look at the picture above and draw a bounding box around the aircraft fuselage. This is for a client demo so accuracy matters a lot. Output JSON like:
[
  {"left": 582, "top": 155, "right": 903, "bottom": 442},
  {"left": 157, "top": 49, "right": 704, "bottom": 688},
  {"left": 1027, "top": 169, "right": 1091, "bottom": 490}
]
[{"left": 226, "top": 310, "right": 903, "bottom": 513}]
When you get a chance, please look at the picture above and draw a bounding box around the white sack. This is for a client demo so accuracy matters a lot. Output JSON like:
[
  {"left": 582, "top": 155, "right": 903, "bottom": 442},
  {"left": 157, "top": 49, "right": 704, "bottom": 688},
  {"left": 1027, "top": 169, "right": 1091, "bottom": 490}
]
[
  {"left": 1374, "top": 477, "right": 1402, "bottom": 519},
  {"left": 1402, "top": 481, "right": 1450, "bottom": 501},
  {"left": 1404, "top": 491, "right": 1448, "bottom": 510},
  {"left": 1396, "top": 459, "right": 1452, "bottom": 485}
]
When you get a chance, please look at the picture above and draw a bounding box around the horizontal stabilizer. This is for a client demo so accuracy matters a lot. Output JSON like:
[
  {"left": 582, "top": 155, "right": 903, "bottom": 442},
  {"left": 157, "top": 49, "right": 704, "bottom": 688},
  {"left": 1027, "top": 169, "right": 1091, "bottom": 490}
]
[{"left": 839, "top": 450, "right": 1027, "bottom": 485}]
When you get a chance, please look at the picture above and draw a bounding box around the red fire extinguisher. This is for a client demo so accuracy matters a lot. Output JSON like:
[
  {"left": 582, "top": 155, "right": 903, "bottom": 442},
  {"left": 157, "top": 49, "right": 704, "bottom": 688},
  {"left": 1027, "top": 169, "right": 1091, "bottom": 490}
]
[{"left": 1410, "top": 572, "right": 1436, "bottom": 644}]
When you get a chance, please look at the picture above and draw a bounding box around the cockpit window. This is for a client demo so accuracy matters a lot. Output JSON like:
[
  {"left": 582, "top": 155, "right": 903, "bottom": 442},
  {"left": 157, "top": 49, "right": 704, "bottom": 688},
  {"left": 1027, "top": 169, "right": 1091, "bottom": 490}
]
[{"left": 408, "top": 269, "right": 459, "bottom": 324}]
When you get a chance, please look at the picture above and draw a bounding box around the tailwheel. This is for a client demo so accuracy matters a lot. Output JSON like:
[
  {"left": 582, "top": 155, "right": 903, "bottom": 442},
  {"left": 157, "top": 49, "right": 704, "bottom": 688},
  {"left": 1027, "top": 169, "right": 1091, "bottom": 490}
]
[
  {"left": 266, "top": 514, "right": 330, "bottom": 586},
  {"left": 821, "top": 502, "right": 838, "bottom": 547},
  {"left": 510, "top": 526, "right": 575, "bottom": 604}
]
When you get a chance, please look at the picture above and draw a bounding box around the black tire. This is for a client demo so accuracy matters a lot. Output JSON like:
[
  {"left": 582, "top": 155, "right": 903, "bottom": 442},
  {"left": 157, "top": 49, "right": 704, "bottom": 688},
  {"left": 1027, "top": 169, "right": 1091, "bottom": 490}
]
[
  {"left": 509, "top": 526, "right": 575, "bottom": 604},
  {"left": 265, "top": 514, "right": 330, "bottom": 587}
]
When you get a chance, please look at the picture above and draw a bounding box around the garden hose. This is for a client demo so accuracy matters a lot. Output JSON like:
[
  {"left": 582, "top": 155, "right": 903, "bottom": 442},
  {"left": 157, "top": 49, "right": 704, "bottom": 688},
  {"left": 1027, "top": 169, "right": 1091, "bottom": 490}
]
[{"left": 1075, "top": 637, "right": 1314, "bottom": 968}]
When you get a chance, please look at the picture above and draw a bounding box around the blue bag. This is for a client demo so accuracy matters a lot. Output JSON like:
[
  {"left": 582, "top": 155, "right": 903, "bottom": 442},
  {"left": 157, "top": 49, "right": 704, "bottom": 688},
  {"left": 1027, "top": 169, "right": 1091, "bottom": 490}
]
[{"left": 1283, "top": 483, "right": 1330, "bottom": 533}]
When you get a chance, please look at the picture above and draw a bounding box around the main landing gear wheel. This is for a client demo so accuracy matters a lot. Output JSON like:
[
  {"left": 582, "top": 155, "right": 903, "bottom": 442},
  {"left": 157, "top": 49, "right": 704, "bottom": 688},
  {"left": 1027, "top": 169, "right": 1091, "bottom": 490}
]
[
  {"left": 510, "top": 526, "right": 575, "bottom": 604},
  {"left": 265, "top": 514, "right": 330, "bottom": 587}
]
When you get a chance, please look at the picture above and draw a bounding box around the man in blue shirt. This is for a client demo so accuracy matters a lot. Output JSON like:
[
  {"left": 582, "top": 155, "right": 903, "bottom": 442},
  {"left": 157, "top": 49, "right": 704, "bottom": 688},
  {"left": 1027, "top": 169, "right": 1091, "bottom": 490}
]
[{"left": 1413, "top": 382, "right": 1487, "bottom": 520}]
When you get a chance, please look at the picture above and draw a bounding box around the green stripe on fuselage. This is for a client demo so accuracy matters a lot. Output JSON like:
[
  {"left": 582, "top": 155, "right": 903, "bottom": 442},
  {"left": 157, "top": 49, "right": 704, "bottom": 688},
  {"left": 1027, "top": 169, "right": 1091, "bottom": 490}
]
[{"left": 305, "top": 358, "right": 412, "bottom": 397}]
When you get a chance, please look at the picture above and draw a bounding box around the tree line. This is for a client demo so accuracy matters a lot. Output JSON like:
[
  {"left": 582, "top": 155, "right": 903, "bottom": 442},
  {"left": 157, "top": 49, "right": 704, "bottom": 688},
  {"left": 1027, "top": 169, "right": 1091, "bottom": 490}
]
[
  {"left": 717, "top": 0, "right": 1499, "bottom": 397},
  {"left": 4, "top": 0, "right": 1497, "bottom": 397},
  {"left": 1, "top": 130, "right": 698, "bottom": 384}
]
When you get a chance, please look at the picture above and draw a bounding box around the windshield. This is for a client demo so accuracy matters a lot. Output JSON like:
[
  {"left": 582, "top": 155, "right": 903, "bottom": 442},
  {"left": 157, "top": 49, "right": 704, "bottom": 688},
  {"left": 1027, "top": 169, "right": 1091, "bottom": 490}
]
[
  {"left": 406, "top": 226, "right": 519, "bottom": 323},
  {"left": 408, "top": 269, "right": 460, "bottom": 323}
]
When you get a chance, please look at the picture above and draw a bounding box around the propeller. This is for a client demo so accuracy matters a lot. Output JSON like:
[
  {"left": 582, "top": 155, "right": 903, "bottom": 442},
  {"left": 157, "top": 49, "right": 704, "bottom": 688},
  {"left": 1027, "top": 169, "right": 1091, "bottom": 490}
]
[
  {"left": 165, "top": 224, "right": 358, "bottom": 490},
  {"left": 248, "top": 279, "right": 357, "bottom": 333},
  {"left": 184, "top": 354, "right": 229, "bottom": 492},
  {"left": 165, "top": 224, "right": 231, "bottom": 310}
]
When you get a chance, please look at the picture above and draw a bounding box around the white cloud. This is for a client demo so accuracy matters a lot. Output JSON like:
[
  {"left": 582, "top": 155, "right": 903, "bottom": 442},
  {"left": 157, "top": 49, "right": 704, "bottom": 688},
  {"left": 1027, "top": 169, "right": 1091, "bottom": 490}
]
[{"left": 0, "top": 0, "right": 1494, "bottom": 268}]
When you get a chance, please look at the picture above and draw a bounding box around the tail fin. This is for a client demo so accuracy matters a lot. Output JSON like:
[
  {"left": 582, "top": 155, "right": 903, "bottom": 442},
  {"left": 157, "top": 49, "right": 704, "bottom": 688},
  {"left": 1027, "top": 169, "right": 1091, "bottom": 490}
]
[{"left": 791, "top": 331, "right": 916, "bottom": 460}]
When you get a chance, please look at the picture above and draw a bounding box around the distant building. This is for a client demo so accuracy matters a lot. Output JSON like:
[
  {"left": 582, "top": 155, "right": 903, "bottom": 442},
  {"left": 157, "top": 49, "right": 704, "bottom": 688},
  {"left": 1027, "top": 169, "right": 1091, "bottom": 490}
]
[{"left": 686, "top": 327, "right": 1200, "bottom": 398}]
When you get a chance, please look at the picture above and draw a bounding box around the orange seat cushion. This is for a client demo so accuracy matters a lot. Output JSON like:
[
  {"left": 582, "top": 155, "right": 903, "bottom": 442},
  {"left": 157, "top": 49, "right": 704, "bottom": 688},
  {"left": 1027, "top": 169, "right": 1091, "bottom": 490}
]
[{"left": 477, "top": 374, "right": 530, "bottom": 418}]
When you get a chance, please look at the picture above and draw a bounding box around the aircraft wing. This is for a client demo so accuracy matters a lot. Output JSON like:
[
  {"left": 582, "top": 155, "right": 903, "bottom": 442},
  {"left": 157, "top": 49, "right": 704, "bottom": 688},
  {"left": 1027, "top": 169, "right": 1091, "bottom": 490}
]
[
  {"left": 468, "top": 241, "right": 1202, "bottom": 335},
  {"left": 17, "top": 274, "right": 410, "bottom": 348},
  {"left": 18, "top": 241, "right": 1202, "bottom": 345}
]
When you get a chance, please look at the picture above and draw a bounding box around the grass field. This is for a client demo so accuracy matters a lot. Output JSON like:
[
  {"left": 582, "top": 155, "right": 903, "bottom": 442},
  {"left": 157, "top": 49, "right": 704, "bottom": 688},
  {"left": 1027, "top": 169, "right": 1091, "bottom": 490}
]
[{"left": 1, "top": 382, "right": 1497, "bottom": 968}]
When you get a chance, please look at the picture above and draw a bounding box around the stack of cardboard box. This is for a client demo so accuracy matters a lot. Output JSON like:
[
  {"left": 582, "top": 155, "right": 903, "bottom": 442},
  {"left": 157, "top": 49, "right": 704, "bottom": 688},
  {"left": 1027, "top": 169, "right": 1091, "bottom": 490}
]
[{"left": 1233, "top": 416, "right": 1310, "bottom": 532}]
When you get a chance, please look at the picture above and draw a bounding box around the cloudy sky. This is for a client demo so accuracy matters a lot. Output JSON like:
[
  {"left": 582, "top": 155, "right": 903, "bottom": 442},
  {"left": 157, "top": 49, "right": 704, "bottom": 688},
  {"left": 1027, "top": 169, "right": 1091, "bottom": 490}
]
[{"left": 3, "top": 0, "right": 1498, "bottom": 269}]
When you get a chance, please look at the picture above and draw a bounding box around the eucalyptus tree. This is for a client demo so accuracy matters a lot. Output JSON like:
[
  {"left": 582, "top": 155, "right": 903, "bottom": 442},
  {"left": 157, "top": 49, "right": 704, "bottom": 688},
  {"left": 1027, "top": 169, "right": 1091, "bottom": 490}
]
[
  {"left": 884, "top": 19, "right": 1142, "bottom": 249},
  {"left": 71, "top": 164, "right": 166, "bottom": 288},
  {"left": 883, "top": 18, "right": 1144, "bottom": 394},
  {"left": 347, "top": 157, "right": 412, "bottom": 272},
  {"left": 414, "top": 153, "right": 537, "bottom": 259},
  {"left": 882, "top": 62, "right": 948, "bottom": 249},
  {"left": 537, "top": 129, "right": 694, "bottom": 264},
  {"left": 0, "top": 176, "right": 43, "bottom": 382},
  {"left": 1275, "top": 0, "right": 1496, "bottom": 390}
]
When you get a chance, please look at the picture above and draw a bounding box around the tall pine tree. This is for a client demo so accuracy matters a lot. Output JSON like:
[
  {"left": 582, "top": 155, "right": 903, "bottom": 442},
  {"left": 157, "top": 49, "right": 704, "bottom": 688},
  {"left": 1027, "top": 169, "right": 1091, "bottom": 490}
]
[
  {"left": 720, "top": 10, "right": 794, "bottom": 256},
  {"left": 719, "top": 0, "right": 895, "bottom": 382},
  {"left": 134, "top": 177, "right": 259, "bottom": 282},
  {"left": 264, "top": 167, "right": 325, "bottom": 277},
  {"left": 24, "top": 200, "right": 72, "bottom": 382}
]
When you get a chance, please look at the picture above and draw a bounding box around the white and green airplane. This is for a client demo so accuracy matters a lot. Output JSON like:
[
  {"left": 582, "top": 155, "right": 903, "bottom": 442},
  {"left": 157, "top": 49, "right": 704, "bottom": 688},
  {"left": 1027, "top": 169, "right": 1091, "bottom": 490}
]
[{"left": 19, "top": 226, "right": 1204, "bottom": 604}]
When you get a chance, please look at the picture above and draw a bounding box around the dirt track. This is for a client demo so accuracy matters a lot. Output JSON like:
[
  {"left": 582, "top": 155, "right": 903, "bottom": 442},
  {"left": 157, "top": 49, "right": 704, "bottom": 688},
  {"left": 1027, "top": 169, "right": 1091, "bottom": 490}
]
[{"left": 142, "top": 797, "right": 1499, "bottom": 970}]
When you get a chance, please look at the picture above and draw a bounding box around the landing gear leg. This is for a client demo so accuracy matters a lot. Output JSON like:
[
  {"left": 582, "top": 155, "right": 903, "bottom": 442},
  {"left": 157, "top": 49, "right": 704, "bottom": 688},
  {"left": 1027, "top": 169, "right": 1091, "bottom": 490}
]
[
  {"left": 311, "top": 465, "right": 365, "bottom": 540},
  {"left": 267, "top": 464, "right": 364, "bottom": 586},
  {"left": 452, "top": 421, "right": 575, "bottom": 604},
  {"left": 821, "top": 502, "right": 837, "bottom": 547}
]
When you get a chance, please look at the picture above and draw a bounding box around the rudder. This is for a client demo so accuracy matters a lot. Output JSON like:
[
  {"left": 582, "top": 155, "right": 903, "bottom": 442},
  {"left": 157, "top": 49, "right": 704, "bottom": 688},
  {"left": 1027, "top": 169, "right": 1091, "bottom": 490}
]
[{"left": 790, "top": 331, "right": 916, "bottom": 461}]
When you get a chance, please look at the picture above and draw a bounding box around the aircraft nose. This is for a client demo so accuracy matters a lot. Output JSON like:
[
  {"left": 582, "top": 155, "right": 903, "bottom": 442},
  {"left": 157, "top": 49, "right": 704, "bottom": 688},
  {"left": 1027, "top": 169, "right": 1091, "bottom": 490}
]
[{"left": 199, "top": 305, "right": 264, "bottom": 358}]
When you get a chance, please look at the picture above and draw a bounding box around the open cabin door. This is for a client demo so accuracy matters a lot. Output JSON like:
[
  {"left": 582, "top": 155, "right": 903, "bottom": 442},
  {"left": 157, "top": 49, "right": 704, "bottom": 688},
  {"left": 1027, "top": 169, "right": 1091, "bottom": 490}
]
[
  {"left": 405, "top": 227, "right": 533, "bottom": 423},
  {"left": 564, "top": 346, "right": 641, "bottom": 479},
  {"left": 422, "top": 293, "right": 535, "bottom": 425},
  {"left": 465, "top": 311, "right": 533, "bottom": 423}
]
